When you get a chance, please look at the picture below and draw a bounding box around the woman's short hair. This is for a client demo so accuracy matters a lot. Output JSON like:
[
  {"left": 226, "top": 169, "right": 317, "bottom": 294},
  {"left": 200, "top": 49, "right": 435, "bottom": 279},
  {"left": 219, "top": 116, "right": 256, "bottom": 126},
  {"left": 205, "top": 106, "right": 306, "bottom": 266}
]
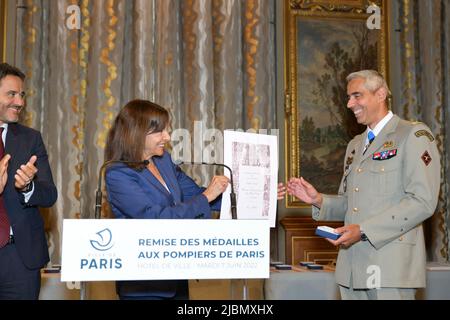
[{"left": 105, "top": 99, "right": 169, "bottom": 170}]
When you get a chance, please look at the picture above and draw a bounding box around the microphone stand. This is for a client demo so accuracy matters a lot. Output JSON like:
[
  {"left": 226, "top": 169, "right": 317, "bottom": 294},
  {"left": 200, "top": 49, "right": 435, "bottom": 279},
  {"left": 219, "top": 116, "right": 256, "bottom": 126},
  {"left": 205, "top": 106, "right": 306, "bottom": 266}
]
[
  {"left": 94, "top": 159, "right": 149, "bottom": 219},
  {"left": 80, "top": 159, "right": 149, "bottom": 300},
  {"left": 179, "top": 162, "right": 237, "bottom": 219},
  {"left": 179, "top": 161, "right": 247, "bottom": 299}
]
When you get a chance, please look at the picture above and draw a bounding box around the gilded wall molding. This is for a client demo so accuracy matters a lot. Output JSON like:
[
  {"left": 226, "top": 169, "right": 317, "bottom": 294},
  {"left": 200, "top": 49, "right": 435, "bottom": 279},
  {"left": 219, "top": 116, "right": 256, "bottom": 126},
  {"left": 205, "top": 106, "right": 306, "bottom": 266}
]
[
  {"left": 0, "top": 0, "right": 6, "bottom": 61},
  {"left": 289, "top": 0, "right": 383, "bottom": 13},
  {"left": 284, "top": 0, "right": 389, "bottom": 208}
]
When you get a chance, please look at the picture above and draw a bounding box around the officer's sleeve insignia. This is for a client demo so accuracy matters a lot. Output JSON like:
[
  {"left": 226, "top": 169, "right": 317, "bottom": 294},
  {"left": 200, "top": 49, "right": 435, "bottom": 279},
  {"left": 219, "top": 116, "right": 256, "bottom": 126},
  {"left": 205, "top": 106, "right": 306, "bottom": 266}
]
[
  {"left": 421, "top": 151, "right": 432, "bottom": 166},
  {"left": 415, "top": 129, "right": 435, "bottom": 142}
]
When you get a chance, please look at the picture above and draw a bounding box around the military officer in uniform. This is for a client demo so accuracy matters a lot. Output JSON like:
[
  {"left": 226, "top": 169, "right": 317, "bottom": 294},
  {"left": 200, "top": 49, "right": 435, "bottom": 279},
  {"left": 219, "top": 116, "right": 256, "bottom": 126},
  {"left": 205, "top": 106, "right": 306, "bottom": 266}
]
[{"left": 287, "top": 70, "right": 440, "bottom": 300}]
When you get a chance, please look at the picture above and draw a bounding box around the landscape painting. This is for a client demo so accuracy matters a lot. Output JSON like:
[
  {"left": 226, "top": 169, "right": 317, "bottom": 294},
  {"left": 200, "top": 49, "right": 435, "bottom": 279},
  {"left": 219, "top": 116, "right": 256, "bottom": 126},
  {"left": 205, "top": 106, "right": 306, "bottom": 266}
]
[
  {"left": 284, "top": 0, "right": 388, "bottom": 207},
  {"left": 297, "top": 17, "right": 378, "bottom": 194}
]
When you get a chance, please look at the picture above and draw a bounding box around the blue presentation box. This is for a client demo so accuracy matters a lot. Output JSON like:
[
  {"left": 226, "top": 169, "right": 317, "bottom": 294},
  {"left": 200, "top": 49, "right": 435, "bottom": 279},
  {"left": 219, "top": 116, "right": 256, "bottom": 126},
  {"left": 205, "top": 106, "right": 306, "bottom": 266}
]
[{"left": 315, "top": 226, "right": 341, "bottom": 240}]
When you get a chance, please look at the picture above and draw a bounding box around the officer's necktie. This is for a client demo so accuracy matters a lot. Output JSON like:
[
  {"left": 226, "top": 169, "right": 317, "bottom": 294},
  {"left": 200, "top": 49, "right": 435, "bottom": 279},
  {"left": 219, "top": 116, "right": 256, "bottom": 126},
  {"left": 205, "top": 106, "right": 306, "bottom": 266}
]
[
  {"left": 0, "top": 127, "right": 11, "bottom": 248},
  {"left": 363, "top": 130, "right": 375, "bottom": 155}
]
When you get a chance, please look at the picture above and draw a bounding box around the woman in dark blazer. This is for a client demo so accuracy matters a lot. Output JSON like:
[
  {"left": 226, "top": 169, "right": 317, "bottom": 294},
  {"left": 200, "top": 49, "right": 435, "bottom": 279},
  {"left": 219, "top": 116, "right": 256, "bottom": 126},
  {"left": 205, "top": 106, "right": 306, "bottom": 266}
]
[{"left": 104, "top": 99, "right": 229, "bottom": 300}]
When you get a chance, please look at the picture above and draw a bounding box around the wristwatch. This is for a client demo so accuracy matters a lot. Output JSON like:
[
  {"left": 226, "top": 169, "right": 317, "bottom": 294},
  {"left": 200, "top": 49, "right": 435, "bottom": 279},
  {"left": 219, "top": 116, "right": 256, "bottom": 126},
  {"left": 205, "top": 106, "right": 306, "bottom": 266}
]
[
  {"left": 360, "top": 230, "right": 368, "bottom": 241},
  {"left": 21, "top": 181, "right": 33, "bottom": 193}
]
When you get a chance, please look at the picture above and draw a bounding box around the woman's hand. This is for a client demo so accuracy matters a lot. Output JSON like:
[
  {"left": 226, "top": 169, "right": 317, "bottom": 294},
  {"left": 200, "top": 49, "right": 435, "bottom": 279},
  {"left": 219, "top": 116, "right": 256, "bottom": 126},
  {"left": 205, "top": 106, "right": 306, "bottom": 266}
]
[
  {"left": 277, "top": 183, "right": 286, "bottom": 200},
  {"left": 203, "top": 175, "right": 230, "bottom": 202}
]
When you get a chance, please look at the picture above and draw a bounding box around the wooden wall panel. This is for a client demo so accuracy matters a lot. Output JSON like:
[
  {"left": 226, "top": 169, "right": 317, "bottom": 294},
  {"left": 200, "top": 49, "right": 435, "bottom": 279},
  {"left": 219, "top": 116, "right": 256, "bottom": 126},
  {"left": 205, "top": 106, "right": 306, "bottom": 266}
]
[{"left": 281, "top": 216, "right": 343, "bottom": 265}]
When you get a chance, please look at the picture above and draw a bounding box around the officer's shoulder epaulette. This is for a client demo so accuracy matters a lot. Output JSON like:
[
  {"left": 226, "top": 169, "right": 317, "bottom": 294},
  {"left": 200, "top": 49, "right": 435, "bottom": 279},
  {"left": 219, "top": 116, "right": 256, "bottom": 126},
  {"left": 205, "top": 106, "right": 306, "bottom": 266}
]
[
  {"left": 413, "top": 124, "right": 435, "bottom": 143},
  {"left": 414, "top": 129, "right": 435, "bottom": 142},
  {"left": 402, "top": 120, "right": 435, "bottom": 142}
]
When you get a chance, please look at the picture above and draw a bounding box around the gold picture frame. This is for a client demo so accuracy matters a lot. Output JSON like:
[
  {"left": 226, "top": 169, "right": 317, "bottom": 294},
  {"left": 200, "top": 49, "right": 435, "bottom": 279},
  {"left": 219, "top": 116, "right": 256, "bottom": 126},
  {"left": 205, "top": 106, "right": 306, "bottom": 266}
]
[
  {"left": 284, "top": 0, "right": 389, "bottom": 207},
  {"left": 0, "top": 0, "right": 6, "bottom": 61}
]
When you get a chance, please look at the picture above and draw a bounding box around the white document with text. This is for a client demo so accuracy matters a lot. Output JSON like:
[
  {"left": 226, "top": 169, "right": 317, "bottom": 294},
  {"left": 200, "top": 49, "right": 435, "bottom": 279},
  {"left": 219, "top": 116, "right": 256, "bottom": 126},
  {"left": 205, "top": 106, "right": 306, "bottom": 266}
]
[{"left": 220, "top": 131, "right": 278, "bottom": 227}]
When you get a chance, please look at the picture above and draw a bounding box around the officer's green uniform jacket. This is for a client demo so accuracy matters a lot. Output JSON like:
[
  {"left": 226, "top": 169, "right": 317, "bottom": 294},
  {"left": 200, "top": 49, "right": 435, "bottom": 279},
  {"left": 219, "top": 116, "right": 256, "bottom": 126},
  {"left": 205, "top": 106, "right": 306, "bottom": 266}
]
[{"left": 313, "top": 115, "right": 440, "bottom": 288}]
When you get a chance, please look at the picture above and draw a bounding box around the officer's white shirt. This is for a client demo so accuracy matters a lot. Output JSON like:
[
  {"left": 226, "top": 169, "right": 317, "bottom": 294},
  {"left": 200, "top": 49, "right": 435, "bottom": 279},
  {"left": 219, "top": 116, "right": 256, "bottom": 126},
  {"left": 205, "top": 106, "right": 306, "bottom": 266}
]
[{"left": 365, "top": 111, "right": 393, "bottom": 145}]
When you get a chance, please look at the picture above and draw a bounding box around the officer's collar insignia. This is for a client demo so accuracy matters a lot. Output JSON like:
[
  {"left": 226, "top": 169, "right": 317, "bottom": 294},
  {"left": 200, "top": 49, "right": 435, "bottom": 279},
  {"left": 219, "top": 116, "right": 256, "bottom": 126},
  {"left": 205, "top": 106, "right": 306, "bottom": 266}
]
[{"left": 346, "top": 156, "right": 353, "bottom": 166}]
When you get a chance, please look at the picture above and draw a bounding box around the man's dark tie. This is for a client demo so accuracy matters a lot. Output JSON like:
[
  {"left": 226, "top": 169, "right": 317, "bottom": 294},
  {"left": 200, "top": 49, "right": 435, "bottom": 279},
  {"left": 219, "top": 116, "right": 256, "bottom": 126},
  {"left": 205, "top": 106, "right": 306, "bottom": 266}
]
[{"left": 0, "top": 127, "right": 11, "bottom": 248}]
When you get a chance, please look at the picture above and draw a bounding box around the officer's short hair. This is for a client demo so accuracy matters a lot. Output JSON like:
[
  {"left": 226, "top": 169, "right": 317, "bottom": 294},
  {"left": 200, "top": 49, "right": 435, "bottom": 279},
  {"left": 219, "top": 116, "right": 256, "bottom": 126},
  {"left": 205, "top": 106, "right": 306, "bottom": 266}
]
[{"left": 347, "top": 70, "right": 391, "bottom": 107}]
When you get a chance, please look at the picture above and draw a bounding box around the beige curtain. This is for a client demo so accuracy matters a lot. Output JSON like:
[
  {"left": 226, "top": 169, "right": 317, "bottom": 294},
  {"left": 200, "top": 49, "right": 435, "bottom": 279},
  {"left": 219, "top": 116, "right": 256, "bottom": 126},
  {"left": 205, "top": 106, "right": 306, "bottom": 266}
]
[
  {"left": 13, "top": 0, "right": 276, "bottom": 264},
  {"left": 390, "top": 0, "right": 450, "bottom": 262}
]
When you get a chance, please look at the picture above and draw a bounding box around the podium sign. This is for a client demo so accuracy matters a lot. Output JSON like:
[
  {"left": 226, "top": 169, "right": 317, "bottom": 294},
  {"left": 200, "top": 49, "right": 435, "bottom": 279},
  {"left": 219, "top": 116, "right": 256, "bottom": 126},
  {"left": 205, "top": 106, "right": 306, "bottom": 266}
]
[{"left": 61, "top": 219, "right": 270, "bottom": 281}]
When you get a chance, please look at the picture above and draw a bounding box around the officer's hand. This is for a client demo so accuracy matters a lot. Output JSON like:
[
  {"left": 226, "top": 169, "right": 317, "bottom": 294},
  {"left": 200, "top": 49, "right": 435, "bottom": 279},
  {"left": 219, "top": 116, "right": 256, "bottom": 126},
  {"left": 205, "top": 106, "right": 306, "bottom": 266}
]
[
  {"left": 328, "top": 224, "right": 362, "bottom": 248},
  {"left": 287, "top": 177, "right": 322, "bottom": 207}
]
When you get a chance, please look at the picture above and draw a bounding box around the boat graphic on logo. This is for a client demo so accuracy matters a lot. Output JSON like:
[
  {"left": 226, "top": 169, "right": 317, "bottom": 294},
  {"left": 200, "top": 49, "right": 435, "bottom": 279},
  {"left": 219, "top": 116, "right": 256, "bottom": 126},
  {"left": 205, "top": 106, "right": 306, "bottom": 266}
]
[{"left": 90, "top": 228, "right": 114, "bottom": 251}]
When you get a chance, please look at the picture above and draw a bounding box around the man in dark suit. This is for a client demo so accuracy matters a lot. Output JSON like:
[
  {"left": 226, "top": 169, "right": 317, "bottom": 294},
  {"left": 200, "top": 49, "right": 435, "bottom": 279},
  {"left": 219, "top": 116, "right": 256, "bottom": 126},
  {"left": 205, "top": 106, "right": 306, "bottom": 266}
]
[{"left": 0, "top": 63, "right": 57, "bottom": 299}]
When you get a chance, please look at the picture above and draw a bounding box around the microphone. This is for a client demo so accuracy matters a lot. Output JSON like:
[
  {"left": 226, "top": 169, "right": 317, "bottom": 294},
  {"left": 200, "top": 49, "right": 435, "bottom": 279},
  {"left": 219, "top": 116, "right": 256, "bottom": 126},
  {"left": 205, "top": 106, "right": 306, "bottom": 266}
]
[
  {"left": 95, "top": 159, "right": 150, "bottom": 219},
  {"left": 178, "top": 161, "right": 237, "bottom": 220}
]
